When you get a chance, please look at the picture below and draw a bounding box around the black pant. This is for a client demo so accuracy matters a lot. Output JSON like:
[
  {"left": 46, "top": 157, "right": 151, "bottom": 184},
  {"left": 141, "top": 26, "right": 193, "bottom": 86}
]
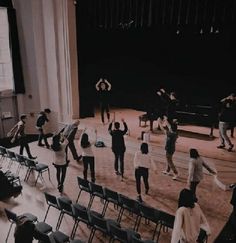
[
  {"left": 190, "top": 181, "right": 200, "bottom": 200},
  {"left": 67, "top": 140, "right": 79, "bottom": 160},
  {"left": 100, "top": 102, "right": 110, "bottom": 123},
  {"left": 37, "top": 127, "right": 49, "bottom": 146},
  {"left": 55, "top": 165, "right": 67, "bottom": 186},
  {"left": 19, "top": 137, "right": 33, "bottom": 158},
  {"left": 113, "top": 151, "right": 124, "bottom": 175},
  {"left": 135, "top": 167, "right": 149, "bottom": 194},
  {"left": 83, "top": 156, "right": 95, "bottom": 182}
]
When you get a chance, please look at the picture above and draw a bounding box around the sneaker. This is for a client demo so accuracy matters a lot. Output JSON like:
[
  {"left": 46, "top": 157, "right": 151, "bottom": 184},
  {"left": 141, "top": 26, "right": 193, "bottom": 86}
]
[
  {"left": 115, "top": 171, "right": 119, "bottom": 175},
  {"left": 29, "top": 156, "right": 37, "bottom": 160},
  {"left": 38, "top": 143, "right": 45, "bottom": 147},
  {"left": 172, "top": 174, "right": 178, "bottom": 180},
  {"left": 228, "top": 144, "right": 234, "bottom": 152},
  {"left": 217, "top": 145, "right": 225, "bottom": 149},
  {"left": 162, "top": 170, "right": 171, "bottom": 175}
]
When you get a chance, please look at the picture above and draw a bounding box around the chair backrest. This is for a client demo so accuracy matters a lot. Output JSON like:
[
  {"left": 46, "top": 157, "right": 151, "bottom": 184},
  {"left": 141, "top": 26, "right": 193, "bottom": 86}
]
[
  {"left": 77, "top": 176, "right": 90, "bottom": 190},
  {"left": 139, "top": 204, "right": 160, "bottom": 222},
  {"left": 15, "top": 154, "right": 26, "bottom": 164},
  {"left": 44, "top": 192, "right": 58, "bottom": 207},
  {"left": 103, "top": 187, "right": 119, "bottom": 202},
  {"left": 119, "top": 194, "right": 140, "bottom": 213},
  {"left": 4, "top": 208, "right": 17, "bottom": 223},
  {"left": 89, "top": 211, "right": 107, "bottom": 230},
  {"left": 72, "top": 204, "right": 89, "bottom": 222},
  {"left": 109, "top": 223, "right": 128, "bottom": 242},
  {"left": 57, "top": 197, "right": 72, "bottom": 214},
  {"left": 89, "top": 182, "right": 104, "bottom": 195},
  {"left": 0, "top": 146, "right": 7, "bottom": 155},
  {"left": 25, "top": 158, "right": 36, "bottom": 168},
  {"left": 7, "top": 150, "right": 16, "bottom": 159},
  {"left": 159, "top": 211, "right": 175, "bottom": 228}
]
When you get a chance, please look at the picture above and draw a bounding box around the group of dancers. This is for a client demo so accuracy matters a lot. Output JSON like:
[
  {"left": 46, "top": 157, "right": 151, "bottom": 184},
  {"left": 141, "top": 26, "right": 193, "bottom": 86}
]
[{"left": 6, "top": 77, "right": 236, "bottom": 242}]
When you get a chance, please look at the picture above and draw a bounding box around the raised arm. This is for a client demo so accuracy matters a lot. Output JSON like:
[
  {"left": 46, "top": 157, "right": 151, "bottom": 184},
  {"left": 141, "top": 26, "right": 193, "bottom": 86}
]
[
  {"left": 108, "top": 122, "right": 113, "bottom": 135},
  {"left": 104, "top": 79, "right": 112, "bottom": 91},
  {"left": 95, "top": 78, "right": 103, "bottom": 91},
  {"left": 121, "top": 119, "right": 128, "bottom": 135}
]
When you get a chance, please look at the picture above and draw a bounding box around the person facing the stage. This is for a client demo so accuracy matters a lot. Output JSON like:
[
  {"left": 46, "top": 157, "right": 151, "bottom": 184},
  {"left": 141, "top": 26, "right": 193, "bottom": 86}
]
[
  {"left": 171, "top": 188, "right": 211, "bottom": 243},
  {"left": 187, "top": 148, "right": 216, "bottom": 202},
  {"left": 95, "top": 77, "right": 112, "bottom": 125},
  {"left": 108, "top": 118, "right": 128, "bottom": 179}
]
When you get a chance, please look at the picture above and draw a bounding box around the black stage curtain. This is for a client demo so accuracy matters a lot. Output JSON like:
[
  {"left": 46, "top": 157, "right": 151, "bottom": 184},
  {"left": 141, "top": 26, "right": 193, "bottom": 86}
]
[{"left": 76, "top": 0, "right": 236, "bottom": 117}]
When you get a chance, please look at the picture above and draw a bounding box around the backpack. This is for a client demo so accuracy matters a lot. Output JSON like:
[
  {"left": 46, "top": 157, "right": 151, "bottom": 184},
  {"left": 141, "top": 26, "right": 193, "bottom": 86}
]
[{"left": 95, "top": 140, "right": 106, "bottom": 147}]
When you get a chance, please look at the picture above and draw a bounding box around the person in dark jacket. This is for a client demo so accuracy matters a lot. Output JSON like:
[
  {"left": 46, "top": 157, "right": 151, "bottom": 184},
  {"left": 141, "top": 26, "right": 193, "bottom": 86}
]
[
  {"left": 108, "top": 119, "right": 128, "bottom": 178},
  {"left": 36, "top": 108, "right": 51, "bottom": 148}
]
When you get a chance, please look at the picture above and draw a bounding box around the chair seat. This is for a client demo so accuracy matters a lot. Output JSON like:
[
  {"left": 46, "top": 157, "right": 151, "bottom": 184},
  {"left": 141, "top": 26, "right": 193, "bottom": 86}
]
[
  {"left": 94, "top": 192, "right": 104, "bottom": 198},
  {"left": 21, "top": 213, "right": 38, "bottom": 222},
  {"left": 35, "top": 222, "right": 52, "bottom": 234},
  {"left": 51, "top": 230, "right": 69, "bottom": 243},
  {"left": 36, "top": 163, "right": 48, "bottom": 171}
]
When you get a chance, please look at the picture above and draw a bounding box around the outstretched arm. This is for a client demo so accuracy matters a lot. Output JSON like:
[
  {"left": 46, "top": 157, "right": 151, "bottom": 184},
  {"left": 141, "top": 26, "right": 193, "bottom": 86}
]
[{"left": 121, "top": 119, "right": 128, "bottom": 134}]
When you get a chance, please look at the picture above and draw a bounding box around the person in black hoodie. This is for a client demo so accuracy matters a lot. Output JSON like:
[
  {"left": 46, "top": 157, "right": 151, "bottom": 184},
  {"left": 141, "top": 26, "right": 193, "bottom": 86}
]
[
  {"left": 108, "top": 119, "right": 128, "bottom": 179},
  {"left": 36, "top": 108, "right": 51, "bottom": 148}
]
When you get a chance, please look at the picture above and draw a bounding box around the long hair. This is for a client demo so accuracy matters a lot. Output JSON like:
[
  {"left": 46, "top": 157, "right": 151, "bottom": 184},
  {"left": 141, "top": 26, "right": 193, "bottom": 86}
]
[
  {"left": 140, "top": 142, "right": 149, "bottom": 154},
  {"left": 80, "top": 133, "right": 91, "bottom": 148},
  {"left": 178, "top": 189, "right": 195, "bottom": 208},
  {"left": 190, "top": 148, "right": 199, "bottom": 159},
  {"left": 51, "top": 134, "right": 61, "bottom": 151}
]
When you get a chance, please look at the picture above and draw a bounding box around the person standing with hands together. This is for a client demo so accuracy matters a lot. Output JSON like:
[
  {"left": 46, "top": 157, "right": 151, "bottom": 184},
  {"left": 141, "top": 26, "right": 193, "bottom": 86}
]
[{"left": 95, "top": 77, "right": 112, "bottom": 125}]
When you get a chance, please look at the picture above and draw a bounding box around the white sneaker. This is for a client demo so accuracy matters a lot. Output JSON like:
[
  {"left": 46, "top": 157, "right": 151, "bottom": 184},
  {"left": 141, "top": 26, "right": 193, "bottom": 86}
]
[
  {"left": 162, "top": 170, "right": 171, "bottom": 175},
  {"left": 172, "top": 174, "right": 178, "bottom": 180}
]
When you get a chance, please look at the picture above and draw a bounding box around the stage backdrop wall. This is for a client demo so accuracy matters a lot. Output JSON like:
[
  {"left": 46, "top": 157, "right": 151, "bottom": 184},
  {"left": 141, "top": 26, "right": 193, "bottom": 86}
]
[{"left": 76, "top": 0, "right": 236, "bottom": 117}]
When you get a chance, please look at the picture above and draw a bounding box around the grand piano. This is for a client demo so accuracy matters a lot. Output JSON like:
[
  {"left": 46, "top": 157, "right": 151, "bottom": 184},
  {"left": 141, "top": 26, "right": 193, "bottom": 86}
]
[
  {"left": 139, "top": 103, "right": 218, "bottom": 137},
  {"left": 176, "top": 104, "right": 218, "bottom": 137}
]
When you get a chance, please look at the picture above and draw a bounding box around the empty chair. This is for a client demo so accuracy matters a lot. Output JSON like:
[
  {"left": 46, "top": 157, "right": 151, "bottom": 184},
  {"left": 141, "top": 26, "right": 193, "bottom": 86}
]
[
  {"left": 35, "top": 221, "right": 53, "bottom": 234},
  {"left": 109, "top": 222, "right": 140, "bottom": 243},
  {"left": 0, "top": 146, "right": 8, "bottom": 165},
  {"left": 71, "top": 203, "right": 90, "bottom": 239},
  {"left": 156, "top": 210, "right": 175, "bottom": 242},
  {"left": 136, "top": 204, "right": 161, "bottom": 239},
  {"left": 102, "top": 187, "right": 120, "bottom": 216},
  {"left": 76, "top": 176, "right": 92, "bottom": 203},
  {"left": 88, "top": 210, "right": 118, "bottom": 243},
  {"left": 56, "top": 197, "right": 73, "bottom": 230},
  {"left": 88, "top": 182, "right": 105, "bottom": 210},
  {"left": 15, "top": 153, "right": 27, "bottom": 175},
  {"left": 43, "top": 192, "right": 71, "bottom": 223},
  {"left": 6, "top": 150, "right": 17, "bottom": 169},
  {"left": 4, "top": 208, "right": 38, "bottom": 242},
  {"left": 117, "top": 194, "right": 140, "bottom": 230},
  {"left": 24, "top": 158, "right": 50, "bottom": 185}
]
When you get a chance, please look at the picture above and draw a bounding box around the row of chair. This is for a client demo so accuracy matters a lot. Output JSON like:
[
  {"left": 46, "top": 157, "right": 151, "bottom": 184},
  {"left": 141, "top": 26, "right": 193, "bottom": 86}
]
[
  {"left": 0, "top": 145, "right": 50, "bottom": 186},
  {"left": 4, "top": 207, "right": 84, "bottom": 243},
  {"left": 43, "top": 192, "right": 155, "bottom": 243}
]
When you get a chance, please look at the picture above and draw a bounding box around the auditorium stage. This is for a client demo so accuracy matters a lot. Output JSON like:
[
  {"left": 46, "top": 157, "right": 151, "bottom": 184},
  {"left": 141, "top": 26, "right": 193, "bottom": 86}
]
[{"left": 0, "top": 107, "right": 235, "bottom": 242}]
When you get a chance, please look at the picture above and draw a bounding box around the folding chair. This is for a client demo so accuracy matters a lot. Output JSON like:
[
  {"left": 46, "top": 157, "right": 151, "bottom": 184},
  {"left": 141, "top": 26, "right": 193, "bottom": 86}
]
[
  {"left": 76, "top": 176, "right": 92, "bottom": 203},
  {"left": 88, "top": 182, "right": 105, "bottom": 210}
]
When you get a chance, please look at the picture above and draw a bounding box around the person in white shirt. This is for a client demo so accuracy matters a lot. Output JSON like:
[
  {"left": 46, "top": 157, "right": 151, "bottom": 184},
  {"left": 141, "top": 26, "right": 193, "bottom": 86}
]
[
  {"left": 80, "top": 131, "right": 96, "bottom": 182},
  {"left": 133, "top": 142, "right": 156, "bottom": 202},
  {"left": 51, "top": 134, "right": 68, "bottom": 193},
  {"left": 187, "top": 148, "right": 216, "bottom": 201},
  {"left": 171, "top": 188, "right": 211, "bottom": 243}
]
